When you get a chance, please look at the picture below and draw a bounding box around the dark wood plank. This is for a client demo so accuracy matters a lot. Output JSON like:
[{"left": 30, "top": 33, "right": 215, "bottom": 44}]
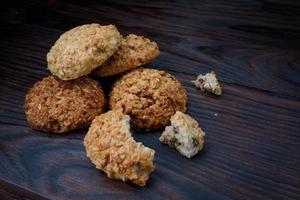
[
  {"left": 0, "top": 0, "right": 300, "bottom": 199},
  {"left": 1, "top": 0, "right": 300, "bottom": 97},
  {"left": 0, "top": 179, "right": 49, "bottom": 200},
  {"left": 0, "top": 125, "right": 232, "bottom": 200}
]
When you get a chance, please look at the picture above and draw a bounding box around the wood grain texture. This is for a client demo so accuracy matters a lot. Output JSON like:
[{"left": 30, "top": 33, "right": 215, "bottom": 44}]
[
  {"left": 0, "top": 179, "right": 48, "bottom": 200},
  {"left": 0, "top": 0, "right": 300, "bottom": 199}
]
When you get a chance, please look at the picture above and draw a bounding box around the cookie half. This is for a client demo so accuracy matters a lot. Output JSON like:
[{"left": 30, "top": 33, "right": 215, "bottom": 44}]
[
  {"left": 109, "top": 68, "right": 187, "bottom": 130},
  {"left": 47, "top": 23, "right": 122, "bottom": 80},
  {"left": 84, "top": 110, "right": 155, "bottom": 186},
  {"left": 92, "top": 34, "right": 160, "bottom": 77},
  {"left": 25, "top": 76, "right": 106, "bottom": 133}
]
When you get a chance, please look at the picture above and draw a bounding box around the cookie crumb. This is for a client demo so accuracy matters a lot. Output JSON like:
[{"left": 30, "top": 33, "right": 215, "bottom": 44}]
[
  {"left": 159, "top": 111, "right": 205, "bottom": 158},
  {"left": 192, "top": 71, "right": 222, "bottom": 95}
]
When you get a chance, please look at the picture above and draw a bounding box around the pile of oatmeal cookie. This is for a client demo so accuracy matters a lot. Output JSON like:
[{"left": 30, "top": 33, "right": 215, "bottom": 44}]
[{"left": 24, "top": 23, "right": 222, "bottom": 186}]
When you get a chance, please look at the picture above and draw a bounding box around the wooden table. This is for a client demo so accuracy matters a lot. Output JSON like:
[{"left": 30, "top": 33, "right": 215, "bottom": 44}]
[{"left": 0, "top": 0, "right": 299, "bottom": 199}]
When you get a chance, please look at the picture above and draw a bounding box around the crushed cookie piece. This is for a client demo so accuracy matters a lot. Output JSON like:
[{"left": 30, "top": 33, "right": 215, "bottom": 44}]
[
  {"left": 193, "top": 71, "right": 222, "bottom": 95},
  {"left": 159, "top": 111, "right": 205, "bottom": 158}
]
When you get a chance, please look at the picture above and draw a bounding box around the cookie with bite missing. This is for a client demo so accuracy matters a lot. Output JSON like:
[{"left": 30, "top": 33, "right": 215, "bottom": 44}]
[{"left": 84, "top": 109, "right": 155, "bottom": 186}]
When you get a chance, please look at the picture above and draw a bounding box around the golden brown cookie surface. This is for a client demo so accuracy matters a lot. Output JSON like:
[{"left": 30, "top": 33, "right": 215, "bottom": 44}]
[
  {"left": 109, "top": 68, "right": 187, "bottom": 130},
  {"left": 92, "top": 34, "right": 160, "bottom": 77},
  {"left": 24, "top": 76, "right": 106, "bottom": 133},
  {"left": 84, "top": 110, "right": 155, "bottom": 186},
  {"left": 47, "top": 23, "right": 122, "bottom": 80}
]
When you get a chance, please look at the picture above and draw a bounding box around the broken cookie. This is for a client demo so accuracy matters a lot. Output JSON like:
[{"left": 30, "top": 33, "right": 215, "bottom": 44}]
[
  {"left": 192, "top": 71, "right": 222, "bottom": 95},
  {"left": 159, "top": 111, "right": 205, "bottom": 158},
  {"left": 84, "top": 110, "right": 155, "bottom": 186}
]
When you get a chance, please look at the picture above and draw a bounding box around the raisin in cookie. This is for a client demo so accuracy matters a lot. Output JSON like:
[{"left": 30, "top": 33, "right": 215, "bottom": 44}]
[
  {"left": 92, "top": 34, "right": 160, "bottom": 77},
  {"left": 109, "top": 68, "right": 187, "bottom": 130},
  {"left": 84, "top": 110, "right": 155, "bottom": 186},
  {"left": 24, "top": 76, "right": 106, "bottom": 133},
  {"left": 47, "top": 23, "right": 122, "bottom": 80},
  {"left": 159, "top": 111, "right": 205, "bottom": 158}
]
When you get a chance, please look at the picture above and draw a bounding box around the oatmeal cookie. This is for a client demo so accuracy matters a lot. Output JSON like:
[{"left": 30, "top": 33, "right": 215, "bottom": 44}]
[
  {"left": 159, "top": 111, "right": 205, "bottom": 158},
  {"left": 24, "top": 76, "right": 106, "bottom": 133},
  {"left": 92, "top": 34, "right": 160, "bottom": 77},
  {"left": 47, "top": 23, "right": 122, "bottom": 80},
  {"left": 192, "top": 71, "right": 222, "bottom": 95},
  {"left": 109, "top": 68, "right": 187, "bottom": 130},
  {"left": 84, "top": 110, "right": 155, "bottom": 186}
]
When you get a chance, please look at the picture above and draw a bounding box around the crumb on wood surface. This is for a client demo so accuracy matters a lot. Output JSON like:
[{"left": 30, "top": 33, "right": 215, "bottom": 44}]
[
  {"left": 159, "top": 111, "right": 205, "bottom": 158},
  {"left": 192, "top": 71, "right": 222, "bottom": 95}
]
